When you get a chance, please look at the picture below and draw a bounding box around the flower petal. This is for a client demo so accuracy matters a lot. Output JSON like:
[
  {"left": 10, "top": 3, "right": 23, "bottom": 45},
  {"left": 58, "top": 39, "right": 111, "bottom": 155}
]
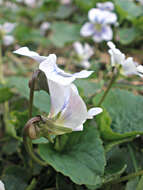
[
  {"left": 101, "top": 26, "right": 113, "bottom": 41},
  {"left": 87, "top": 107, "right": 103, "bottom": 119},
  {"left": 80, "top": 22, "right": 95, "bottom": 37},
  {"left": 48, "top": 80, "right": 70, "bottom": 117},
  {"left": 56, "top": 84, "right": 88, "bottom": 130},
  {"left": 3, "top": 22, "right": 16, "bottom": 33},
  {"left": 39, "top": 54, "right": 93, "bottom": 85},
  {"left": 73, "top": 41, "right": 84, "bottom": 55},
  {"left": 3, "top": 35, "right": 14, "bottom": 46},
  {"left": 0, "top": 180, "right": 5, "bottom": 190},
  {"left": 13, "top": 47, "right": 47, "bottom": 63},
  {"left": 97, "top": 2, "right": 114, "bottom": 11},
  {"left": 107, "top": 41, "right": 125, "bottom": 66},
  {"left": 84, "top": 43, "right": 94, "bottom": 59}
]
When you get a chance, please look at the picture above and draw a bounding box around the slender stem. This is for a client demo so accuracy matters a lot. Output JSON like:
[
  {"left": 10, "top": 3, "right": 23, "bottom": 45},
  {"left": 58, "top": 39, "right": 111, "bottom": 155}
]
[
  {"left": 0, "top": 43, "right": 4, "bottom": 83},
  {"left": 26, "top": 178, "right": 37, "bottom": 190},
  {"left": 127, "top": 143, "right": 138, "bottom": 172},
  {"left": 97, "top": 70, "right": 119, "bottom": 106},
  {"left": 105, "top": 170, "right": 143, "bottom": 185},
  {"left": 23, "top": 131, "right": 47, "bottom": 167}
]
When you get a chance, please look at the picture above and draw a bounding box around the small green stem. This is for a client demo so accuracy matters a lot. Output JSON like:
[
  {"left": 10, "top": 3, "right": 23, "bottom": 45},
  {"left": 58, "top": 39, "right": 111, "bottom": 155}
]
[
  {"left": 26, "top": 178, "right": 37, "bottom": 190},
  {"left": 97, "top": 70, "right": 119, "bottom": 106},
  {"left": 0, "top": 43, "right": 4, "bottom": 83},
  {"left": 127, "top": 143, "right": 138, "bottom": 172},
  {"left": 105, "top": 170, "right": 143, "bottom": 185},
  {"left": 23, "top": 125, "right": 47, "bottom": 167}
]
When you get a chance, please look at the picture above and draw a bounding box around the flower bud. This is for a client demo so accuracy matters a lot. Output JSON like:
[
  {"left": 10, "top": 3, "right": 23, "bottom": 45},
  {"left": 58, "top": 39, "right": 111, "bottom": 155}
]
[{"left": 28, "top": 124, "right": 40, "bottom": 140}]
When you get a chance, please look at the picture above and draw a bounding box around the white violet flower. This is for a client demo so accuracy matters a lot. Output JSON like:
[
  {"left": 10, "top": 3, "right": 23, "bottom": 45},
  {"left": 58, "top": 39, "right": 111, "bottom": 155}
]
[
  {"left": 0, "top": 22, "right": 16, "bottom": 46},
  {"left": 73, "top": 41, "right": 94, "bottom": 68},
  {"left": 13, "top": 47, "right": 94, "bottom": 85},
  {"left": 47, "top": 80, "right": 102, "bottom": 133},
  {"left": 96, "top": 1, "right": 114, "bottom": 11},
  {"left": 107, "top": 41, "right": 143, "bottom": 77},
  {"left": 80, "top": 8, "right": 117, "bottom": 42},
  {"left": 0, "top": 180, "right": 5, "bottom": 190}
]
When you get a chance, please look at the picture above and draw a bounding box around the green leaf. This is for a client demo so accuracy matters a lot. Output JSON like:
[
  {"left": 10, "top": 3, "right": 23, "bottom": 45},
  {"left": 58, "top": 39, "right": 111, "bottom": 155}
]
[
  {"left": 93, "top": 89, "right": 143, "bottom": 140},
  {"left": 117, "top": 27, "right": 139, "bottom": 45},
  {"left": 0, "top": 86, "right": 13, "bottom": 103},
  {"left": 2, "top": 166, "right": 30, "bottom": 190},
  {"left": 125, "top": 178, "right": 138, "bottom": 190},
  {"left": 8, "top": 76, "right": 50, "bottom": 113},
  {"left": 50, "top": 22, "right": 81, "bottom": 47},
  {"left": 38, "top": 125, "right": 106, "bottom": 186},
  {"left": 55, "top": 5, "right": 75, "bottom": 19},
  {"left": 74, "top": 79, "right": 102, "bottom": 98},
  {"left": 114, "top": 0, "right": 143, "bottom": 20}
]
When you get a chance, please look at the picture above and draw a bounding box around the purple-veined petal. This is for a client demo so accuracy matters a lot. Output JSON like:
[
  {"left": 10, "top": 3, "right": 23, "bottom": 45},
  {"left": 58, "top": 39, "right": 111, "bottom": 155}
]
[
  {"left": 40, "top": 55, "right": 94, "bottom": 85},
  {"left": 97, "top": 2, "right": 114, "bottom": 11},
  {"left": 122, "top": 57, "right": 137, "bottom": 76},
  {"left": 92, "top": 32, "right": 103, "bottom": 42},
  {"left": 48, "top": 80, "right": 70, "bottom": 117},
  {"left": 56, "top": 84, "right": 88, "bottom": 130},
  {"left": 80, "top": 22, "right": 95, "bottom": 37},
  {"left": 87, "top": 107, "right": 103, "bottom": 119},
  {"left": 101, "top": 25, "right": 113, "bottom": 41},
  {"left": 13, "top": 47, "right": 47, "bottom": 63}
]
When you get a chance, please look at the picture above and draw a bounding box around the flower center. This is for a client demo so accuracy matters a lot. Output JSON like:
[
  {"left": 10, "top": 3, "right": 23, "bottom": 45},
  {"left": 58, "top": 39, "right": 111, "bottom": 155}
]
[{"left": 94, "top": 23, "right": 102, "bottom": 32}]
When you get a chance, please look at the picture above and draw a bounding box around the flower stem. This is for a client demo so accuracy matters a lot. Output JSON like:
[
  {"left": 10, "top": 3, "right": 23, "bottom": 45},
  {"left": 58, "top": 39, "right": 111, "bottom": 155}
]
[
  {"left": 105, "top": 170, "right": 143, "bottom": 185},
  {"left": 127, "top": 143, "right": 138, "bottom": 172},
  {"left": 97, "top": 70, "right": 119, "bottom": 106},
  {"left": 23, "top": 125, "right": 47, "bottom": 167},
  {"left": 0, "top": 43, "right": 4, "bottom": 83}
]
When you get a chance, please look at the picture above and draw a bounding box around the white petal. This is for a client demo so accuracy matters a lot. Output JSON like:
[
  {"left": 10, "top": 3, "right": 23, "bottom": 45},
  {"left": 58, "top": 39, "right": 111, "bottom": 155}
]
[
  {"left": 93, "top": 33, "right": 103, "bottom": 43},
  {"left": 107, "top": 41, "right": 125, "bottom": 66},
  {"left": 73, "top": 124, "right": 83, "bottom": 131},
  {"left": 87, "top": 107, "right": 103, "bottom": 119},
  {"left": 83, "top": 43, "right": 94, "bottom": 59},
  {"left": 3, "top": 22, "right": 16, "bottom": 33},
  {"left": 122, "top": 57, "right": 137, "bottom": 76},
  {"left": 80, "top": 22, "right": 95, "bottom": 37},
  {"left": 80, "top": 61, "right": 90, "bottom": 69},
  {"left": 73, "top": 70, "right": 93, "bottom": 78},
  {"left": 13, "top": 47, "right": 47, "bottom": 63},
  {"left": 0, "top": 180, "right": 5, "bottom": 190},
  {"left": 73, "top": 41, "right": 84, "bottom": 55},
  {"left": 101, "top": 26, "right": 113, "bottom": 41},
  {"left": 3, "top": 35, "right": 14, "bottom": 46},
  {"left": 97, "top": 2, "right": 114, "bottom": 11},
  {"left": 48, "top": 80, "right": 70, "bottom": 117},
  {"left": 39, "top": 55, "right": 93, "bottom": 85},
  {"left": 56, "top": 84, "right": 88, "bottom": 130},
  {"left": 88, "top": 8, "right": 117, "bottom": 24}
]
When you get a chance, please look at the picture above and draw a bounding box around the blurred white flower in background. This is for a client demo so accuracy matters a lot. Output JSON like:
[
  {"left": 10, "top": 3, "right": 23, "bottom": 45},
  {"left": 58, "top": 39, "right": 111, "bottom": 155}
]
[
  {"left": 0, "top": 180, "right": 5, "bottom": 190},
  {"left": 137, "top": 0, "right": 143, "bottom": 5},
  {"left": 13, "top": 47, "right": 94, "bottom": 85},
  {"left": 80, "top": 8, "right": 117, "bottom": 42},
  {"left": 97, "top": 1, "right": 114, "bottom": 11},
  {"left": 46, "top": 80, "right": 102, "bottom": 134},
  {"left": 60, "top": 0, "right": 72, "bottom": 5},
  {"left": 73, "top": 41, "right": 94, "bottom": 68},
  {"left": 0, "top": 22, "right": 16, "bottom": 46},
  {"left": 40, "top": 22, "right": 51, "bottom": 35},
  {"left": 107, "top": 41, "right": 143, "bottom": 77}
]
